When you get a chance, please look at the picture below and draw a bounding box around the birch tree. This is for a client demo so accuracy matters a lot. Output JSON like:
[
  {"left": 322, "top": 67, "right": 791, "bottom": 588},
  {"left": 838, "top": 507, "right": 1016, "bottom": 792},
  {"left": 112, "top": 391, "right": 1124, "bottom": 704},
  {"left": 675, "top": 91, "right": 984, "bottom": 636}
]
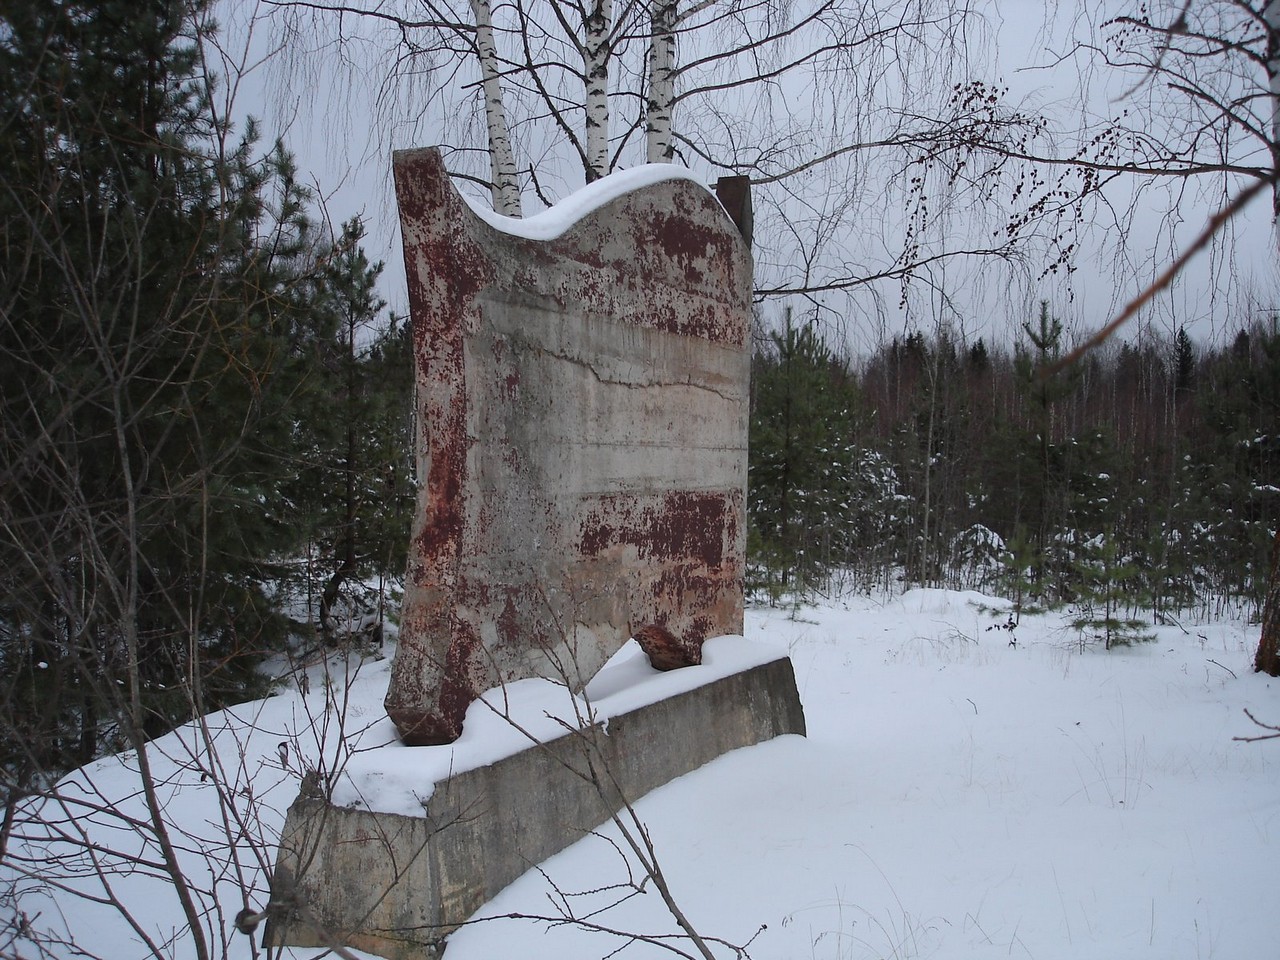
[
  {"left": 585, "top": 0, "right": 613, "bottom": 177},
  {"left": 503, "top": 0, "right": 627, "bottom": 182},
  {"left": 471, "top": 0, "right": 522, "bottom": 212},
  {"left": 645, "top": 0, "right": 678, "bottom": 162},
  {"left": 1267, "top": 1, "right": 1280, "bottom": 215}
]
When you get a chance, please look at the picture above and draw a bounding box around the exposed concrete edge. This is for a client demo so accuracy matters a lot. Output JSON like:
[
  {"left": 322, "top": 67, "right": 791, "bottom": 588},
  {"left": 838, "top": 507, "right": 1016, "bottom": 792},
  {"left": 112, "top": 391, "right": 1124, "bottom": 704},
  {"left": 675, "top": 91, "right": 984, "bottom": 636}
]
[{"left": 268, "top": 655, "right": 805, "bottom": 958}]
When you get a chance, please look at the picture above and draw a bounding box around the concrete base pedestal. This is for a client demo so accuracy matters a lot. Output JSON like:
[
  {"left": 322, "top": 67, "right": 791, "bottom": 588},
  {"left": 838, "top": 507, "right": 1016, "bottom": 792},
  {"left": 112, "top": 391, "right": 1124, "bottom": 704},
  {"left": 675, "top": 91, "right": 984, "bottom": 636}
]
[{"left": 267, "top": 654, "right": 805, "bottom": 958}]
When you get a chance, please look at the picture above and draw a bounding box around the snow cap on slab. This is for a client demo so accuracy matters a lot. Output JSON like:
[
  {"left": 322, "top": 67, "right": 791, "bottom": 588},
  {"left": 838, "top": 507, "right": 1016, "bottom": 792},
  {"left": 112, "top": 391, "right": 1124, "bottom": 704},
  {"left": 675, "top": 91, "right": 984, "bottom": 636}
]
[
  {"left": 460, "top": 163, "right": 716, "bottom": 241},
  {"left": 339, "top": 635, "right": 784, "bottom": 815}
]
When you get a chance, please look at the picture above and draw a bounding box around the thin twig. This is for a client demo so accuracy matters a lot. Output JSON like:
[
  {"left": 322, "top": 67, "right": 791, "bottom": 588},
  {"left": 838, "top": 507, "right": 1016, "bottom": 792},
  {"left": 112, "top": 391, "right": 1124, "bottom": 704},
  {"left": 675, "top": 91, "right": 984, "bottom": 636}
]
[
  {"left": 1043, "top": 172, "right": 1276, "bottom": 379},
  {"left": 1205, "top": 659, "right": 1237, "bottom": 680},
  {"left": 1233, "top": 708, "right": 1280, "bottom": 743}
]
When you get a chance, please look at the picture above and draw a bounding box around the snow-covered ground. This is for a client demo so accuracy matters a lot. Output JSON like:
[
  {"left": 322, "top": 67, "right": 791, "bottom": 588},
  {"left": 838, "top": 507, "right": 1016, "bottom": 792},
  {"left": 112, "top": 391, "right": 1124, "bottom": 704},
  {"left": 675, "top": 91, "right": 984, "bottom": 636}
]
[{"left": 6, "top": 588, "right": 1277, "bottom": 960}]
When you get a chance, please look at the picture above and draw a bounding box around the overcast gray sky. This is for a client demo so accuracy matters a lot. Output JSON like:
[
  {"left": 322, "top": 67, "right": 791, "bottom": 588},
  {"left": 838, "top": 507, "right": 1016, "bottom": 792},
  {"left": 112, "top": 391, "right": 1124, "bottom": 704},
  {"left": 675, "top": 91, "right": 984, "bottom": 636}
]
[{"left": 215, "top": 0, "right": 1280, "bottom": 354}]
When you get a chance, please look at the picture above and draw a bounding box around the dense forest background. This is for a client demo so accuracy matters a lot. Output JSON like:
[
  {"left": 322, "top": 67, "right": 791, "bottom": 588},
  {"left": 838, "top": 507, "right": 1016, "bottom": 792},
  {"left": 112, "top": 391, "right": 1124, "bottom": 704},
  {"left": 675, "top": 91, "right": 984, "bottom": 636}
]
[{"left": 749, "top": 308, "right": 1280, "bottom": 629}]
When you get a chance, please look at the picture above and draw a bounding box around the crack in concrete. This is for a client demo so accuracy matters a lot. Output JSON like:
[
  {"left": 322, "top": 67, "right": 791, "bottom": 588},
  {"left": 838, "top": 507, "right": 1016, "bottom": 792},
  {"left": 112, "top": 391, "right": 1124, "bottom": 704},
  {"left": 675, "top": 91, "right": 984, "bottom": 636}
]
[{"left": 541, "top": 347, "right": 741, "bottom": 403}]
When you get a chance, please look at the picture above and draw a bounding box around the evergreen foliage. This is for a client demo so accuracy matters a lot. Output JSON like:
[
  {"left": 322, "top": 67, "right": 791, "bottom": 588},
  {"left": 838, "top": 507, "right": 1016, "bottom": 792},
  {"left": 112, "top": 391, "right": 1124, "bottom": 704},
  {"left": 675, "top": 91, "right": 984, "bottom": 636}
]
[
  {"left": 747, "top": 311, "right": 1280, "bottom": 624},
  {"left": 0, "top": 1, "right": 414, "bottom": 780},
  {"left": 1069, "top": 530, "right": 1154, "bottom": 649},
  {"left": 748, "top": 313, "right": 866, "bottom": 594},
  {"left": 1013, "top": 301, "right": 1080, "bottom": 596},
  {"left": 284, "top": 218, "right": 415, "bottom": 642}
]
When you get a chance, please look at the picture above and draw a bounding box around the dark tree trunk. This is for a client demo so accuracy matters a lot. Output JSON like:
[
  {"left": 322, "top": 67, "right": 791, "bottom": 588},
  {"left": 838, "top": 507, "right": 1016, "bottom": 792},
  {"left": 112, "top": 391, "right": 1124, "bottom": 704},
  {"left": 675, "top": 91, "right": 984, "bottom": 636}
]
[
  {"left": 321, "top": 313, "right": 360, "bottom": 640},
  {"left": 1254, "top": 528, "right": 1280, "bottom": 675}
]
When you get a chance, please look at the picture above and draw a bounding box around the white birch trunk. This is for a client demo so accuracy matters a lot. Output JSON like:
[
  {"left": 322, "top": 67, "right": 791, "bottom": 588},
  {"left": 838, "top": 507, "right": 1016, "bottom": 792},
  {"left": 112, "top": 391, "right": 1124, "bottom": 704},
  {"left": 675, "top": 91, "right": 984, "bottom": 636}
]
[
  {"left": 470, "top": 0, "right": 522, "bottom": 216},
  {"left": 1265, "top": 1, "right": 1280, "bottom": 221},
  {"left": 584, "top": 0, "right": 612, "bottom": 180},
  {"left": 646, "top": 0, "right": 678, "bottom": 163}
]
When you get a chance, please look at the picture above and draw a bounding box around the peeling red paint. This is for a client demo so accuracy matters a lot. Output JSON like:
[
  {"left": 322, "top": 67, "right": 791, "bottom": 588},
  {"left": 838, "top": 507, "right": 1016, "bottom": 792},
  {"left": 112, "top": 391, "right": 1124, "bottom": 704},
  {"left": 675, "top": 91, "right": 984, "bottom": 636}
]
[
  {"left": 390, "top": 626, "right": 479, "bottom": 746},
  {"left": 687, "top": 615, "right": 714, "bottom": 641},
  {"left": 579, "top": 492, "right": 729, "bottom": 568},
  {"left": 436, "top": 621, "right": 483, "bottom": 736},
  {"left": 497, "top": 591, "right": 522, "bottom": 649},
  {"left": 395, "top": 149, "right": 491, "bottom": 580},
  {"left": 414, "top": 402, "right": 465, "bottom": 557}
]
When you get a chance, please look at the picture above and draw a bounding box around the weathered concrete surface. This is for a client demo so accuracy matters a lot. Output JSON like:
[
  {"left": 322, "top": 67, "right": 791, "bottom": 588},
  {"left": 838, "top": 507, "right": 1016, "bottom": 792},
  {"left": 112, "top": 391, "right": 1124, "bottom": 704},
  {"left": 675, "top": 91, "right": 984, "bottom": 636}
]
[
  {"left": 386, "top": 148, "right": 753, "bottom": 745},
  {"left": 268, "top": 655, "right": 805, "bottom": 959}
]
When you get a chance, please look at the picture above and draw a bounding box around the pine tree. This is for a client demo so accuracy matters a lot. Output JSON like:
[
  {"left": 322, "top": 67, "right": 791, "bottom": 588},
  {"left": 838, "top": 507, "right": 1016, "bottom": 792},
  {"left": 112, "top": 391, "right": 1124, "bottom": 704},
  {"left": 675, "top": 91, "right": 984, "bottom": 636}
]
[
  {"left": 1013, "top": 300, "right": 1077, "bottom": 599},
  {"left": 1070, "top": 529, "right": 1154, "bottom": 650},
  {"left": 749, "top": 313, "right": 862, "bottom": 594},
  {"left": 1001, "top": 524, "right": 1041, "bottom": 620},
  {"left": 286, "top": 220, "right": 415, "bottom": 641},
  {"left": 1174, "top": 326, "right": 1195, "bottom": 396},
  {"left": 0, "top": 0, "right": 337, "bottom": 776},
  {"left": 357, "top": 315, "right": 416, "bottom": 598},
  {"left": 968, "top": 337, "right": 991, "bottom": 373},
  {"left": 1198, "top": 322, "right": 1280, "bottom": 613}
]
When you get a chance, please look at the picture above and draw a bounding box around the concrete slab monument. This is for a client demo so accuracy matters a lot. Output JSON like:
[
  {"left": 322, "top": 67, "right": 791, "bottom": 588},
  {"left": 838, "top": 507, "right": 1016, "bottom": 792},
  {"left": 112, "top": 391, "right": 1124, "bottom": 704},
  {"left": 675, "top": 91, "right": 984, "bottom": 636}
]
[
  {"left": 268, "top": 152, "right": 807, "bottom": 960},
  {"left": 385, "top": 148, "right": 754, "bottom": 745}
]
